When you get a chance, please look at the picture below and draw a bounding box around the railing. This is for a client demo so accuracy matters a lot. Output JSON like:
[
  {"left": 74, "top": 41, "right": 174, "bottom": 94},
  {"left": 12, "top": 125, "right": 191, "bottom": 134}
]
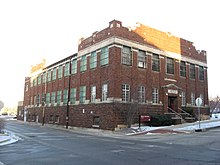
[
  {"left": 178, "top": 107, "right": 193, "bottom": 118},
  {"left": 167, "top": 107, "right": 182, "bottom": 119}
]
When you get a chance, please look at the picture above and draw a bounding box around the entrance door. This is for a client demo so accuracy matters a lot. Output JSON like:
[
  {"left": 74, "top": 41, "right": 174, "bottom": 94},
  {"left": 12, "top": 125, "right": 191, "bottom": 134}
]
[{"left": 168, "top": 96, "right": 177, "bottom": 111}]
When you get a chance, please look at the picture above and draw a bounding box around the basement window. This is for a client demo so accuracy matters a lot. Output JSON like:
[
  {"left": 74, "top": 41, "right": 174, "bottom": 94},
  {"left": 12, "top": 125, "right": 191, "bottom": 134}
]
[{"left": 93, "top": 116, "right": 100, "bottom": 128}]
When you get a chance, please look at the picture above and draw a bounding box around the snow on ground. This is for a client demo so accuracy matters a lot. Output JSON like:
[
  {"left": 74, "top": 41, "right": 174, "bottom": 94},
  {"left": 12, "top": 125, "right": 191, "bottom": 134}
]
[{"left": 130, "top": 113, "right": 220, "bottom": 134}]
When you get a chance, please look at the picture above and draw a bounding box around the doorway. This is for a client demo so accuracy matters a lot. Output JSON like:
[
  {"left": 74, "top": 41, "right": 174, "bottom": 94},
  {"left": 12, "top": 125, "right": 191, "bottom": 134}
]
[{"left": 168, "top": 96, "right": 177, "bottom": 111}]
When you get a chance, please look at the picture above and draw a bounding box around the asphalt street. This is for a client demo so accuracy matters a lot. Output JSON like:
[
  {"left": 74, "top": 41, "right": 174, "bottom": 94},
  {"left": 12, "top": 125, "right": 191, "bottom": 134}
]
[{"left": 1, "top": 120, "right": 220, "bottom": 165}]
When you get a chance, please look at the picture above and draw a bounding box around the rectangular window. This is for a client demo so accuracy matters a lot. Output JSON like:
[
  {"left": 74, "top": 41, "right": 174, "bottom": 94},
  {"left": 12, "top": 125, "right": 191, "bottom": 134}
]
[
  {"left": 91, "top": 86, "right": 96, "bottom": 103},
  {"left": 100, "top": 47, "right": 109, "bottom": 66},
  {"left": 166, "top": 57, "right": 174, "bottom": 74},
  {"left": 90, "top": 51, "right": 97, "bottom": 69},
  {"left": 33, "top": 78, "right": 37, "bottom": 86},
  {"left": 181, "top": 92, "right": 186, "bottom": 106},
  {"left": 71, "top": 59, "right": 77, "bottom": 74},
  {"left": 80, "top": 55, "right": 87, "bottom": 72},
  {"left": 191, "top": 92, "right": 195, "bottom": 106},
  {"left": 70, "top": 88, "right": 76, "bottom": 104},
  {"left": 42, "top": 72, "right": 46, "bottom": 83},
  {"left": 122, "top": 46, "right": 132, "bottom": 66},
  {"left": 138, "top": 86, "right": 145, "bottom": 103},
  {"left": 152, "top": 54, "right": 160, "bottom": 72},
  {"left": 58, "top": 65, "right": 63, "bottom": 79},
  {"left": 180, "top": 61, "right": 186, "bottom": 77},
  {"left": 64, "top": 62, "right": 70, "bottom": 77},
  {"left": 152, "top": 88, "right": 159, "bottom": 104},
  {"left": 63, "top": 89, "right": 68, "bottom": 105},
  {"left": 47, "top": 70, "right": 51, "bottom": 82},
  {"left": 51, "top": 92, "right": 56, "bottom": 106},
  {"left": 93, "top": 116, "right": 100, "bottom": 127},
  {"left": 189, "top": 63, "right": 195, "bottom": 79},
  {"left": 199, "top": 66, "right": 204, "bottom": 80},
  {"left": 57, "top": 90, "right": 62, "bottom": 105},
  {"left": 102, "top": 84, "right": 108, "bottom": 101},
  {"left": 46, "top": 93, "right": 50, "bottom": 105},
  {"left": 122, "top": 84, "right": 130, "bottom": 102},
  {"left": 36, "top": 94, "right": 40, "bottom": 106},
  {"left": 52, "top": 68, "right": 57, "bottom": 80},
  {"left": 37, "top": 75, "right": 41, "bottom": 85},
  {"left": 34, "top": 95, "right": 37, "bottom": 106},
  {"left": 80, "top": 86, "right": 86, "bottom": 103},
  {"left": 138, "top": 50, "right": 147, "bottom": 68}
]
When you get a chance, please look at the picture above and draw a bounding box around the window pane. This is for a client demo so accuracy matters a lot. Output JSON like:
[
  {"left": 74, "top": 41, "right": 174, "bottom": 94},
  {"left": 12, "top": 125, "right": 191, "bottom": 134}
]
[
  {"left": 166, "top": 57, "right": 174, "bottom": 74},
  {"left": 152, "top": 54, "right": 160, "bottom": 71},
  {"left": 100, "top": 47, "right": 109, "bottom": 66},
  {"left": 72, "top": 59, "right": 77, "bottom": 74},
  {"left": 70, "top": 88, "right": 76, "bottom": 104},
  {"left": 122, "top": 84, "right": 130, "bottom": 102},
  {"left": 138, "top": 50, "right": 147, "bottom": 68},
  {"left": 90, "top": 52, "right": 97, "bottom": 69},
  {"left": 190, "top": 64, "right": 195, "bottom": 79},
  {"left": 180, "top": 61, "right": 186, "bottom": 77},
  {"left": 80, "top": 55, "right": 87, "bottom": 72},
  {"left": 122, "top": 46, "right": 132, "bottom": 65},
  {"left": 102, "top": 84, "right": 108, "bottom": 101},
  {"left": 80, "top": 86, "right": 86, "bottom": 103}
]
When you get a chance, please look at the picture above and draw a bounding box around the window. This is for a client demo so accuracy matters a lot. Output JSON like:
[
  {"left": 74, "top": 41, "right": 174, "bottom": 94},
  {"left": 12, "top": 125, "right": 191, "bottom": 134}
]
[
  {"left": 91, "top": 86, "right": 96, "bottom": 103},
  {"left": 90, "top": 51, "right": 97, "bottom": 69},
  {"left": 46, "top": 93, "right": 50, "bottom": 105},
  {"left": 36, "top": 94, "right": 40, "bottom": 106},
  {"left": 138, "top": 50, "right": 147, "bottom": 68},
  {"left": 102, "top": 84, "right": 108, "bottom": 101},
  {"left": 34, "top": 95, "right": 37, "bottom": 106},
  {"left": 42, "top": 72, "right": 46, "bottom": 83},
  {"left": 72, "top": 59, "right": 77, "bottom": 74},
  {"left": 63, "top": 89, "right": 68, "bottom": 105},
  {"left": 57, "top": 90, "right": 62, "bottom": 105},
  {"left": 122, "top": 46, "right": 132, "bottom": 65},
  {"left": 80, "top": 55, "right": 87, "bottom": 72},
  {"left": 199, "top": 66, "right": 204, "bottom": 80},
  {"left": 152, "top": 88, "right": 159, "bottom": 104},
  {"left": 37, "top": 75, "right": 41, "bottom": 85},
  {"left": 47, "top": 70, "right": 51, "bottom": 82},
  {"left": 25, "top": 84, "right": 29, "bottom": 92},
  {"left": 180, "top": 61, "right": 186, "bottom": 77},
  {"left": 100, "top": 47, "right": 109, "bottom": 66},
  {"left": 80, "top": 86, "right": 86, "bottom": 103},
  {"left": 51, "top": 92, "right": 56, "bottom": 106},
  {"left": 138, "top": 86, "right": 145, "bottom": 103},
  {"left": 58, "top": 65, "right": 63, "bottom": 79},
  {"left": 33, "top": 78, "right": 37, "bottom": 86},
  {"left": 189, "top": 63, "right": 195, "bottom": 79},
  {"left": 191, "top": 92, "right": 195, "bottom": 106},
  {"left": 93, "top": 116, "right": 100, "bottom": 127},
  {"left": 152, "top": 54, "right": 160, "bottom": 72},
  {"left": 122, "top": 84, "right": 130, "bottom": 102},
  {"left": 166, "top": 57, "right": 174, "bottom": 74},
  {"left": 64, "top": 62, "right": 70, "bottom": 76},
  {"left": 181, "top": 92, "right": 186, "bottom": 106},
  {"left": 70, "top": 88, "right": 76, "bottom": 104},
  {"left": 52, "top": 68, "right": 57, "bottom": 80}
]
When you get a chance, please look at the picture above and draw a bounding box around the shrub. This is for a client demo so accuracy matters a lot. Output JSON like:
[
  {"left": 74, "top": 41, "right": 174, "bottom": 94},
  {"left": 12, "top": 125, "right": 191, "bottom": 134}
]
[
  {"left": 0, "top": 119, "right": 5, "bottom": 133},
  {"left": 149, "top": 114, "right": 173, "bottom": 127}
]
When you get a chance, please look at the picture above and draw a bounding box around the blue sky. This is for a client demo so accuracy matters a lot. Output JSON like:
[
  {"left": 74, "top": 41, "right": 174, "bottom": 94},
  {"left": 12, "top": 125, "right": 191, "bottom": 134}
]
[{"left": 0, "top": 0, "right": 219, "bottom": 107}]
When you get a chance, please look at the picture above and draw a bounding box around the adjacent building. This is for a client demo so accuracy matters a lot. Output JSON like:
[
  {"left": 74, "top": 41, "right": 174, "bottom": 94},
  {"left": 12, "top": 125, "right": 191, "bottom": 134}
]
[{"left": 17, "top": 20, "right": 209, "bottom": 130}]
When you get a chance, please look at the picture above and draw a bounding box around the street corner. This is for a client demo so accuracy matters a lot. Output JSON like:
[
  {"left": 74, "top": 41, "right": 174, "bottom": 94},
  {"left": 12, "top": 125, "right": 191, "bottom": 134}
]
[
  {"left": 0, "top": 132, "right": 20, "bottom": 146},
  {"left": 0, "top": 134, "right": 11, "bottom": 145},
  {"left": 126, "top": 128, "right": 189, "bottom": 136}
]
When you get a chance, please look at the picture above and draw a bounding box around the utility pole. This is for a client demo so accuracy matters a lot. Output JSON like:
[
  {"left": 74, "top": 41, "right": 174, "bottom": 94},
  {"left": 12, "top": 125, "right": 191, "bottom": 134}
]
[{"left": 66, "top": 57, "right": 72, "bottom": 129}]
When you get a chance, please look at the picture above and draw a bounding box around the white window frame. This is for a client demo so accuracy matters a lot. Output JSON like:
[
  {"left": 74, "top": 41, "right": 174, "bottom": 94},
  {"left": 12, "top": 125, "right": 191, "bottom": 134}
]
[
  {"left": 102, "top": 84, "right": 108, "bottom": 101},
  {"left": 122, "top": 84, "right": 130, "bottom": 102}
]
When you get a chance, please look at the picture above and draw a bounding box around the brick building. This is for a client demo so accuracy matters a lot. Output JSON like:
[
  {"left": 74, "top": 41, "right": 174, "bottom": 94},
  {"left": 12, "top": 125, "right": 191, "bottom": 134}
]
[{"left": 17, "top": 20, "right": 209, "bottom": 130}]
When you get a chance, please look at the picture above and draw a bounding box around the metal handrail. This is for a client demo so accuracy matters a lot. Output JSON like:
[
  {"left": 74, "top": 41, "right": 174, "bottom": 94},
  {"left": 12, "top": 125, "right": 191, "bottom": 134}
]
[
  {"left": 167, "top": 107, "right": 182, "bottom": 118},
  {"left": 178, "top": 107, "right": 193, "bottom": 117}
]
